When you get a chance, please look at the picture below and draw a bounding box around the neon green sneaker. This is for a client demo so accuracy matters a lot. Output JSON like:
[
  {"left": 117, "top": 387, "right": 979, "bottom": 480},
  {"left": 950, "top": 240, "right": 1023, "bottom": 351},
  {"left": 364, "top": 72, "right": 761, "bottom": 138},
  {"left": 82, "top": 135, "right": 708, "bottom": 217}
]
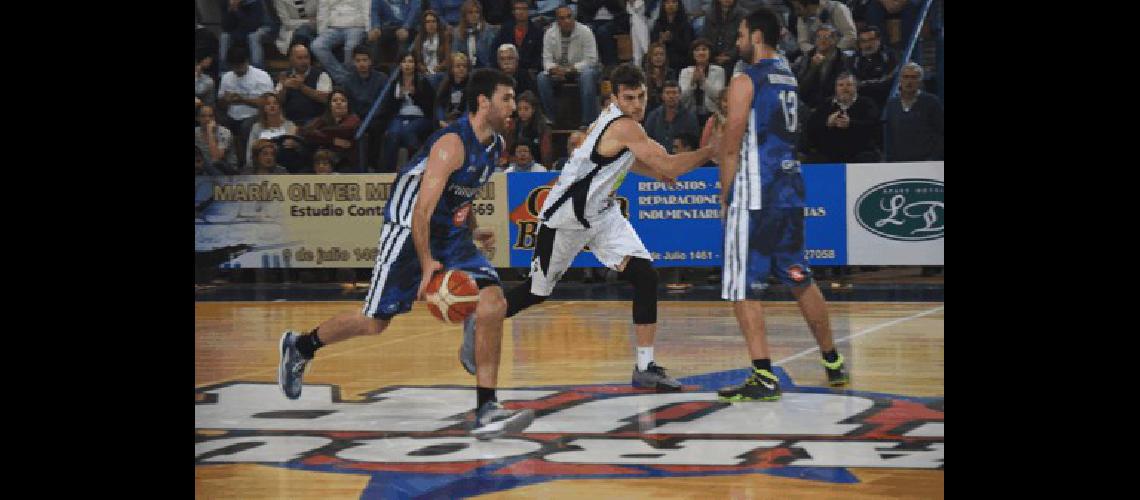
[{"left": 718, "top": 368, "right": 781, "bottom": 402}]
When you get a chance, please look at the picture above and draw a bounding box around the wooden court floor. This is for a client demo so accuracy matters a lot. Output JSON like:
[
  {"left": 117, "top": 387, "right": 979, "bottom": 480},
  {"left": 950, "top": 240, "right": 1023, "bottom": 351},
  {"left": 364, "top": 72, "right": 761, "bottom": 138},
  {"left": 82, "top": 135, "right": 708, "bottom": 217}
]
[{"left": 196, "top": 300, "right": 944, "bottom": 499}]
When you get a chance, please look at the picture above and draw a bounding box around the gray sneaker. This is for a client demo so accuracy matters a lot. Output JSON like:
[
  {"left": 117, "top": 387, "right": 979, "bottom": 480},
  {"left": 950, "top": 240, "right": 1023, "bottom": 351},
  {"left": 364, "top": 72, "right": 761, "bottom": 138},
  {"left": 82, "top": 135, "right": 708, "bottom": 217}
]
[
  {"left": 471, "top": 401, "right": 535, "bottom": 440},
  {"left": 278, "top": 331, "right": 310, "bottom": 400},
  {"left": 632, "top": 362, "right": 683, "bottom": 392},
  {"left": 458, "top": 314, "right": 477, "bottom": 375}
]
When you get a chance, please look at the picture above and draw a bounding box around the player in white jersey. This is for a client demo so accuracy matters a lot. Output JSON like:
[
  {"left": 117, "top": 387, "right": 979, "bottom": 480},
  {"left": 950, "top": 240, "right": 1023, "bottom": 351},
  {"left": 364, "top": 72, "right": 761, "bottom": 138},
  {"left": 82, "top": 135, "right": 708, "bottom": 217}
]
[{"left": 459, "top": 63, "right": 719, "bottom": 391}]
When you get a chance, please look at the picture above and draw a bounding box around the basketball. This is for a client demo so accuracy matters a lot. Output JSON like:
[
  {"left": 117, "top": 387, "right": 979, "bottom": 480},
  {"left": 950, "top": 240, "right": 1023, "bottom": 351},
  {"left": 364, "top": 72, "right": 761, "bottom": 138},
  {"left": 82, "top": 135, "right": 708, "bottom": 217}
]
[{"left": 424, "top": 269, "right": 480, "bottom": 324}]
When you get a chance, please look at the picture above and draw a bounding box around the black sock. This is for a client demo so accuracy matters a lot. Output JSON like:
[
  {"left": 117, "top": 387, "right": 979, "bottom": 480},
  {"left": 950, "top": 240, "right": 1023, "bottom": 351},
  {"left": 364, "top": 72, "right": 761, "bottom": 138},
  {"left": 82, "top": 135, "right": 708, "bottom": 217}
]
[
  {"left": 822, "top": 349, "right": 839, "bottom": 364},
  {"left": 477, "top": 386, "right": 497, "bottom": 409},
  {"left": 752, "top": 359, "right": 771, "bottom": 372},
  {"left": 295, "top": 328, "right": 324, "bottom": 359}
]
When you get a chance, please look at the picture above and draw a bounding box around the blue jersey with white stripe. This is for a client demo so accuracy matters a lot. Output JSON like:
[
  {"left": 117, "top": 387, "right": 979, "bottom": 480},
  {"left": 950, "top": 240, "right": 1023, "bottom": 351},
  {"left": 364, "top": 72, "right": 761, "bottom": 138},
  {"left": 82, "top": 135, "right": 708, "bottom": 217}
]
[
  {"left": 735, "top": 58, "right": 805, "bottom": 210},
  {"left": 382, "top": 115, "right": 503, "bottom": 238}
]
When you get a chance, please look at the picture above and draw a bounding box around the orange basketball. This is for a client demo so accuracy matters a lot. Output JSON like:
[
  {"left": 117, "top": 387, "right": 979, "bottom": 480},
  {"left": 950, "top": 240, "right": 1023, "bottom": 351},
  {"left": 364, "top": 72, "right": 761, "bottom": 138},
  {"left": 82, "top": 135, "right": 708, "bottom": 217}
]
[{"left": 423, "top": 269, "right": 480, "bottom": 324}]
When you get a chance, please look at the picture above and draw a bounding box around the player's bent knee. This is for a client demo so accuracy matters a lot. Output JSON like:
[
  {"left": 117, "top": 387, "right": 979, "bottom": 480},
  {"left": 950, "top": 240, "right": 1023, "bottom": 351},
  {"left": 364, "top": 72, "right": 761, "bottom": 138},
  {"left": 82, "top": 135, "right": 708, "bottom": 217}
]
[{"left": 476, "top": 290, "right": 508, "bottom": 319}]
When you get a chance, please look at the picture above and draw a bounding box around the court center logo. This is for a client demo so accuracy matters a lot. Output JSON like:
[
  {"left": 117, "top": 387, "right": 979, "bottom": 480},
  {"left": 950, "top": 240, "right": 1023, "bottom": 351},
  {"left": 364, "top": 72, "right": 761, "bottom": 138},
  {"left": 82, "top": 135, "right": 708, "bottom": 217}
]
[
  {"left": 855, "top": 179, "right": 944, "bottom": 241},
  {"left": 196, "top": 369, "right": 943, "bottom": 497}
]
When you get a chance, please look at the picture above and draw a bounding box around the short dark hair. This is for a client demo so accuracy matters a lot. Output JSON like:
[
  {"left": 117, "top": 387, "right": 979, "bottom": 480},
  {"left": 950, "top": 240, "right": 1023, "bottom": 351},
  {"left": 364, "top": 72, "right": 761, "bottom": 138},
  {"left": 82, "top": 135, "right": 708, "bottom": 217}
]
[
  {"left": 662, "top": 79, "right": 680, "bottom": 90},
  {"left": 690, "top": 38, "right": 712, "bottom": 53},
  {"left": 288, "top": 42, "right": 309, "bottom": 57},
  {"left": 744, "top": 7, "right": 782, "bottom": 48},
  {"left": 799, "top": 0, "right": 821, "bottom": 5},
  {"left": 610, "top": 63, "right": 646, "bottom": 93},
  {"left": 513, "top": 142, "right": 531, "bottom": 153},
  {"left": 857, "top": 26, "right": 881, "bottom": 38},
  {"left": 465, "top": 68, "right": 516, "bottom": 113},
  {"left": 351, "top": 44, "right": 372, "bottom": 59},
  {"left": 226, "top": 45, "right": 250, "bottom": 67}
]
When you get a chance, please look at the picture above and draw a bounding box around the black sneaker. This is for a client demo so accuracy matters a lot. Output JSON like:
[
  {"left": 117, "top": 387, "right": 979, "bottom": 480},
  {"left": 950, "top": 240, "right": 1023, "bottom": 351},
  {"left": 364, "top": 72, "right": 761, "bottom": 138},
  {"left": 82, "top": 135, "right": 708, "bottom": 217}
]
[
  {"left": 632, "top": 362, "right": 682, "bottom": 392},
  {"left": 470, "top": 401, "right": 535, "bottom": 441},
  {"left": 822, "top": 353, "right": 849, "bottom": 387},
  {"left": 717, "top": 368, "right": 781, "bottom": 402}
]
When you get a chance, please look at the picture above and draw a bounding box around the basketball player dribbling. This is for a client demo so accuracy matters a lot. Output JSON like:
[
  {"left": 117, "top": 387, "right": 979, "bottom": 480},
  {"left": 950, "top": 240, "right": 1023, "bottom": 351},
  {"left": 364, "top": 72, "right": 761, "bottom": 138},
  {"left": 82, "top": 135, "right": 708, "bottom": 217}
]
[{"left": 276, "top": 68, "right": 535, "bottom": 440}]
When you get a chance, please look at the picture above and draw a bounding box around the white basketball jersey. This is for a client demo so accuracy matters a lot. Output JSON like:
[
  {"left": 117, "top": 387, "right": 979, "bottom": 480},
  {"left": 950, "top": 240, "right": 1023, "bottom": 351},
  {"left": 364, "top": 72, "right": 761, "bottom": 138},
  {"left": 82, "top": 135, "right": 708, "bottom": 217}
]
[{"left": 539, "top": 103, "right": 635, "bottom": 229}]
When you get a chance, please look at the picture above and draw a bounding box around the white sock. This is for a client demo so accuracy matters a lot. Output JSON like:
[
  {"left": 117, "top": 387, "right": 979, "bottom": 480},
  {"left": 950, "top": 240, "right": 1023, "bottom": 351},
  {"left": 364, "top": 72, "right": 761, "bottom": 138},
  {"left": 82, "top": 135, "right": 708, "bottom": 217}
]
[{"left": 636, "top": 347, "right": 654, "bottom": 371}]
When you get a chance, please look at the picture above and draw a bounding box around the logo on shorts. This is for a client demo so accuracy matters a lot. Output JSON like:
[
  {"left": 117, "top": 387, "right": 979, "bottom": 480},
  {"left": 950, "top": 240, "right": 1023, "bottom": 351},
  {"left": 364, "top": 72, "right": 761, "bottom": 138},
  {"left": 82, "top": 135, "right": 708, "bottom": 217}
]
[
  {"left": 787, "top": 265, "right": 806, "bottom": 282},
  {"left": 855, "top": 179, "right": 944, "bottom": 241},
  {"left": 453, "top": 203, "right": 472, "bottom": 227}
]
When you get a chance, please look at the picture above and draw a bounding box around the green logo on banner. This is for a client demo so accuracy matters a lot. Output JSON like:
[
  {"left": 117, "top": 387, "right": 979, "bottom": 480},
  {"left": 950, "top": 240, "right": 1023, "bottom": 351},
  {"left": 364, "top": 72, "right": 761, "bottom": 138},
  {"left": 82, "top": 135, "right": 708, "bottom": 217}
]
[{"left": 855, "top": 179, "right": 944, "bottom": 241}]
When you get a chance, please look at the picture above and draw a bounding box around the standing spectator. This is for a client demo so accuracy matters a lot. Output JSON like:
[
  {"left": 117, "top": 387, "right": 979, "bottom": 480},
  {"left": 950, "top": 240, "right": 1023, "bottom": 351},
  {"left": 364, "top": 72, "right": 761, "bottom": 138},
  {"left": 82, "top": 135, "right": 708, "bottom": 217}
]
[
  {"left": 370, "top": 0, "right": 421, "bottom": 59},
  {"left": 196, "top": 53, "right": 217, "bottom": 107},
  {"left": 851, "top": 25, "right": 898, "bottom": 109},
  {"left": 452, "top": 0, "right": 498, "bottom": 68},
  {"left": 577, "top": 0, "right": 629, "bottom": 68},
  {"left": 497, "top": 44, "right": 538, "bottom": 97},
  {"left": 504, "top": 143, "right": 549, "bottom": 172},
  {"left": 217, "top": 46, "right": 275, "bottom": 169},
  {"left": 271, "top": 0, "right": 319, "bottom": 55},
  {"left": 246, "top": 92, "right": 300, "bottom": 165},
  {"left": 412, "top": 9, "right": 453, "bottom": 86},
  {"left": 343, "top": 44, "right": 390, "bottom": 118},
  {"left": 701, "top": 0, "right": 744, "bottom": 69},
  {"left": 301, "top": 89, "right": 364, "bottom": 172},
  {"left": 679, "top": 38, "right": 725, "bottom": 125},
  {"left": 312, "top": 0, "right": 371, "bottom": 85},
  {"left": 794, "top": 24, "right": 851, "bottom": 114},
  {"left": 493, "top": 0, "right": 544, "bottom": 73},
  {"left": 802, "top": 72, "right": 880, "bottom": 163},
  {"left": 430, "top": 0, "right": 465, "bottom": 26},
  {"left": 652, "top": 0, "right": 695, "bottom": 73},
  {"left": 219, "top": 0, "right": 274, "bottom": 72},
  {"left": 245, "top": 139, "right": 291, "bottom": 174},
  {"left": 644, "top": 80, "right": 699, "bottom": 153},
  {"left": 435, "top": 52, "right": 470, "bottom": 127},
  {"left": 276, "top": 42, "right": 333, "bottom": 125},
  {"left": 196, "top": 104, "right": 240, "bottom": 175},
  {"left": 791, "top": 0, "right": 856, "bottom": 55},
  {"left": 376, "top": 50, "right": 437, "bottom": 172},
  {"left": 538, "top": 5, "right": 603, "bottom": 125},
  {"left": 509, "top": 91, "right": 554, "bottom": 167},
  {"left": 883, "top": 62, "right": 942, "bottom": 162},
  {"left": 642, "top": 42, "right": 676, "bottom": 114}
]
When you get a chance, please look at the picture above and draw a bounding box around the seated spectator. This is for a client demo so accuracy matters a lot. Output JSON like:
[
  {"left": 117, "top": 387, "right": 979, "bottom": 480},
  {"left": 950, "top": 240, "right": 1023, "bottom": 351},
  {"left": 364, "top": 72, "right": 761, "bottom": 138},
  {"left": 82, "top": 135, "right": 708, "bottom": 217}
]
[
  {"left": 496, "top": 43, "right": 537, "bottom": 97},
  {"left": 508, "top": 91, "right": 554, "bottom": 167},
  {"left": 862, "top": 0, "right": 920, "bottom": 53},
  {"left": 312, "top": 0, "right": 370, "bottom": 85},
  {"left": 246, "top": 92, "right": 300, "bottom": 165},
  {"left": 883, "top": 62, "right": 943, "bottom": 162},
  {"left": 245, "top": 139, "right": 290, "bottom": 174},
  {"left": 643, "top": 42, "right": 677, "bottom": 114},
  {"left": 377, "top": 50, "right": 437, "bottom": 172},
  {"left": 791, "top": 0, "right": 856, "bottom": 55},
  {"left": 652, "top": 0, "right": 695, "bottom": 73},
  {"left": 802, "top": 72, "right": 880, "bottom": 163},
  {"left": 217, "top": 45, "right": 275, "bottom": 168},
  {"left": 271, "top": 0, "right": 319, "bottom": 55},
  {"left": 452, "top": 0, "right": 499, "bottom": 68},
  {"left": 679, "top": 38, "right": 725, "bottom": 125},
  {"left": 701, "top": 0, "right": 743, "bottom": 69},
  {"left": 493, "top": 1, "right": 544, "bottom": 73},
  {"left": 412, "top": 9, "right": 453, "bottom": 87},
  {"left": 301, "top": 88, "right": 364, "bottom": 172},
  {"left": 196, "top": 53, "right": 217, "bottom": 107},
  {"left": 312, "top": 148, "right": 338, "bottom": 174},
  {"left": 196, "top": 146, "right": 223, "bottom": 219},
  {"left": 553, "top": 128, "right": 588, "bottom": 170},
  {"left": 277, "top": 42, "right": 333, "bottom": 125},
  {"left": 794, "top": 24, "right": 851, "bottom": 114},
  {"left": 645, "top": 80, "right": 699, "bottom": 153},
  {"left": 436, "top": 52, "right": 470, "bottom": 127},
  {"left": 343, "top": 43, "right": 390, "bottom": 121},
  {"left": 219, "top": 0, "right": 274, "bottom": 72},
  {"left": 504, "top": 143, "right": 549, "bottom": 172},
  {"left": 196, "top": 20, "right": 220, "bottom": 81},
  {"left": 538, "top": 5, "right": 603, "bottom": 126},
  {"left": 430, "top": 0, "right": 465, "bottom": 26},
  {"left": 196, "top": 105, "right": 240, "bottom": 175},
  {"left": 578, "top": 0, "right": 629, "bottom": 68},
  {"left": 681, "top": 0, "right": 708, "bottom": 33},
  {"left": 370, "top": 0, "right": 420, "bottom": 59},
  {"left": 851, "top": 26, "right": 898, "bottom": 110}
]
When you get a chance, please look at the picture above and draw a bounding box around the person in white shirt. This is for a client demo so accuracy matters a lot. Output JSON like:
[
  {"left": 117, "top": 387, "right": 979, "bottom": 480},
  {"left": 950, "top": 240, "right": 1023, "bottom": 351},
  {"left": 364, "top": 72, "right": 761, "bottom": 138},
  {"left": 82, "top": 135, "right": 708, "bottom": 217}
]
[
  {"left": 537, "top": 5, "right": 602, "bottom": 126},
  {"left": 216, "top": 46, "right": 275, "bottom": 169}
]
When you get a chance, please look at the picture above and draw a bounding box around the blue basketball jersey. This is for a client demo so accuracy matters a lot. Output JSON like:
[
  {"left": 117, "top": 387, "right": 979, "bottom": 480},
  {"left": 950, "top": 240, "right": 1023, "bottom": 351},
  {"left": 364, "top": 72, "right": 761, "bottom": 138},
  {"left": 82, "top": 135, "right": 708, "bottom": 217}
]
[
  {"left": 383, "top": 115, "right": 503, "bottom": 238},
  {"left": 733, "top": 58, "right": 806, "bottom": 210}
]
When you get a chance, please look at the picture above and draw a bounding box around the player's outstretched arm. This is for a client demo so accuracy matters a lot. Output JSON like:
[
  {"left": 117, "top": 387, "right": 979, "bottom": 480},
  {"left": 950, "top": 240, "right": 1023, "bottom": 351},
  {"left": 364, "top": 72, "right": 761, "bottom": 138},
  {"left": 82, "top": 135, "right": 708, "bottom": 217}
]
[
  {"left": 414, "top": 133, "right": 464, "bottom": 300},
  {"left": 719, "top": 74, "right": 754, "bottom": 210},
  {"left": 615, "top": 118, "right": 716, "bottom": 181}
]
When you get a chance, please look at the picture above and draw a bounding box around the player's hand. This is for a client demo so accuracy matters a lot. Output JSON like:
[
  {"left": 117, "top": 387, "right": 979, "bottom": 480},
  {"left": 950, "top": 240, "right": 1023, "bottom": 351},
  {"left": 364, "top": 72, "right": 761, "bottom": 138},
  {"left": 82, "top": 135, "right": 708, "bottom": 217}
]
[
  {"left": 474, "top": 228, "right": 495, "bottom": 253},
  {"left": 812, "top": 52, "right": 826, "bottom": 65},
  {"left": 827, "top": 111, "right": 841, "bottom": 127},
  {"left": 417, "top": 260, "right": 444, "bottom": 301}
]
